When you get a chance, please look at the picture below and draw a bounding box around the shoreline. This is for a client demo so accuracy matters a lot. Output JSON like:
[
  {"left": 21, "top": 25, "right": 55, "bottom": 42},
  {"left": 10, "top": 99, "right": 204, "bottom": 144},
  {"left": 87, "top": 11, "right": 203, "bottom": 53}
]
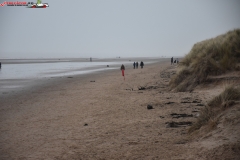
[{"left": 0, "top": 59, "right": 166, "bottom": 96}]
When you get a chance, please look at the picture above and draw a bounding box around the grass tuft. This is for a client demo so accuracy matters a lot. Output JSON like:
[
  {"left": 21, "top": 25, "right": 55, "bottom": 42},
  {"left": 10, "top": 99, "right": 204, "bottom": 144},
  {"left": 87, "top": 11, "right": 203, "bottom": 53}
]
[
  {"left": 208, "top": 86, "right": 240, "bottom": 108},
  {"left": 188, "top": 105, "right": 215, "bottom": 133},
  {"left": 188, "top": 86, "right": 240, "bottom": 133}
]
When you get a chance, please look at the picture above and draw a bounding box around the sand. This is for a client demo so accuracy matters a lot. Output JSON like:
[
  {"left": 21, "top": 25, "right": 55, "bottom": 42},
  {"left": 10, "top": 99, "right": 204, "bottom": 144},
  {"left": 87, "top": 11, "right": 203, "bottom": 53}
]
[{"left": 0, "top": 60, "right": 239, "bottom": 160}]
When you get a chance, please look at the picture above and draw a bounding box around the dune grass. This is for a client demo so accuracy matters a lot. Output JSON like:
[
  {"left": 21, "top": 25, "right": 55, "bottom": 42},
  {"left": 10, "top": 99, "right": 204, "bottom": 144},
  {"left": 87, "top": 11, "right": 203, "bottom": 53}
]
[
  {"left": 170, "top": 29, "right": 240, "bottom": 92},
  {"left": 188, "top": 86, "right": 240, "bottom": 133}
]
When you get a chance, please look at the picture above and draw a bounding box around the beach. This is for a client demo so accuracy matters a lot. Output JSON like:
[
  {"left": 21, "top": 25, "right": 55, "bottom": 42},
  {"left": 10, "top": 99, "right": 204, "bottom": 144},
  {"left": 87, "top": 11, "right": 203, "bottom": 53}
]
[{"left": 0, "top": 59, "right": 239, "bottom": 159}]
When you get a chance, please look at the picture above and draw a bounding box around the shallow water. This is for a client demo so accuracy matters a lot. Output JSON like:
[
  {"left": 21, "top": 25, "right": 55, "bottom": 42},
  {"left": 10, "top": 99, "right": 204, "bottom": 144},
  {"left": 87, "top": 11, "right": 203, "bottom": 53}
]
[{"left": 0, "top": 61, "right": 130, "bottom": 80}]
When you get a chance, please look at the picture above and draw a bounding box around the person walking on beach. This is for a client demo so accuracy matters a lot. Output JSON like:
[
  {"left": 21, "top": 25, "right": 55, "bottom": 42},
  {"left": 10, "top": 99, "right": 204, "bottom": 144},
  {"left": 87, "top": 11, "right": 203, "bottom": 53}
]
[
  {"left": 133, "top": 62, "right": 136, "bottom": 69},
  {"left": 120, "top": 64, "right": 125, "bottom": 80},
  {"left": 136, "top": 62, "right": 138, "bottom": 69},
  {"left": 140, "top": 61, "right": 144, "bottom": 69},
  {"left": 171, "top": 57, "right": 173, "bottom": 65},
  {"left": 0, "top": 62, "right": 1, "bottom": 69}
]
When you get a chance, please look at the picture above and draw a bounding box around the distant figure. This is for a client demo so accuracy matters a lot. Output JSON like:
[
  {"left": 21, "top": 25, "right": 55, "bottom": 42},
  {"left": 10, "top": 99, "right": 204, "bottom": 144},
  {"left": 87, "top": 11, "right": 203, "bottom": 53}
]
[
  {"left": 177, "top": 58, "right": 179, "bottom": 64},
  {"left": 171, "top": 57, "right": 173, "bottom": 65},
  {"left": 120, "top": 64, "right": 125, "bottom": 80},
  {"left": 136, "top": 62, "right": 138, "bottom": 69},
  {"left": 140, "top": 61, "right": 144, "bottom": 69},
  {"left": 90, "top": 57, "right": 92, "bottom": 62},
  {"left": 174, "top": 60, "right": 176, "bottom": 63},
  {"left": 133, "top": 62, "right": 136, "bottom": 69},
  {"left": 0, "top": 62, "right": 1, "bottom": 69}
]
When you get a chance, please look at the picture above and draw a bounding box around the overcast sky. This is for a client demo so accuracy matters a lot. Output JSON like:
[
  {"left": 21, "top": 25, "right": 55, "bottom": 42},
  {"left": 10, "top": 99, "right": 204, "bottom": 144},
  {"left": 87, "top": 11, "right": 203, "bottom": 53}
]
[{"left": 0, "top": 0, "right": 240, "bottom": 59}]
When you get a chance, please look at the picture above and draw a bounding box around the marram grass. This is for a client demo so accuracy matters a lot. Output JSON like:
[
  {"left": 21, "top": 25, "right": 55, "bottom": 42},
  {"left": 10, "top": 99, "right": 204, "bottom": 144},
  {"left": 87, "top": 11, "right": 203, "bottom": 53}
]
[{"left": 170, "top": 29, "right": 240, "bottom": 92}]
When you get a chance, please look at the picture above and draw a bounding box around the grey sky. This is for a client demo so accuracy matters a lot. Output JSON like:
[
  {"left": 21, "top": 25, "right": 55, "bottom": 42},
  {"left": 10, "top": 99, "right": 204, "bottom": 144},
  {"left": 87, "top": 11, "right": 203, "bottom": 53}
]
[{"left": 1, "top": 0, "right": 240, "bottom": 58}]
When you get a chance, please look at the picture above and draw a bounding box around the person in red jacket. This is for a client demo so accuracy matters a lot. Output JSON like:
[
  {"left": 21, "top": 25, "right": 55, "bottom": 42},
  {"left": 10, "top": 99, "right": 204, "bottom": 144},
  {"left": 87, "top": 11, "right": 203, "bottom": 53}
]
[{"left": 120, "top": 64, "right": 125, "bottom": 80}]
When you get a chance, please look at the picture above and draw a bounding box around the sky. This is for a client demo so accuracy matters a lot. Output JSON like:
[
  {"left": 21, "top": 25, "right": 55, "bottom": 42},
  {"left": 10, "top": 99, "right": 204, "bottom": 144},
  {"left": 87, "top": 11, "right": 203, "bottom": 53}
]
[{"left": 0, "top": 0, "right": 240, "bottom": 59}]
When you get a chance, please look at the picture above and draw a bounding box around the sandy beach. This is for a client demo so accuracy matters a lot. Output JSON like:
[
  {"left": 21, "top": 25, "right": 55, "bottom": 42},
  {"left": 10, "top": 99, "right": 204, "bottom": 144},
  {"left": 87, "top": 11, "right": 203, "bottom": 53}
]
[{"left": 0, "top": 60, "right": 239, "bottom": 160}]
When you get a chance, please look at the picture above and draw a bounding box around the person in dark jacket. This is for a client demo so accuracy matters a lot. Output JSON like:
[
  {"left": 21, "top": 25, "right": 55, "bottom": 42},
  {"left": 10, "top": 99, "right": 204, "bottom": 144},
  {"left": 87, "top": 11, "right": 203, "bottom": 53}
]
[
  {"left": 133, "top": 62, "right": 136, "bottom": 69},
  {"left": 136, "top": 62, "right": 138, "bottom": 69},
  {"left": 120, "top": 64, "right": 125, "bottom": 80},
  {"left": 171, "top": 57, "right": 173, "bottom": 65},
  {"left": 140, "top": 61, "right": 144, "bottom": 69}
]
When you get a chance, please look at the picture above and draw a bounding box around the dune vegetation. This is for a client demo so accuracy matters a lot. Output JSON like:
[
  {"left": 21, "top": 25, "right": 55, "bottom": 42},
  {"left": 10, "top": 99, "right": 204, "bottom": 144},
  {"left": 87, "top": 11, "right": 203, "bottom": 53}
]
[
  {"left": 188, "top": 86, "right": 240, "bottom": 133},
  {"left": 170, "top": 29, "right": 240, "bottom": 92}
]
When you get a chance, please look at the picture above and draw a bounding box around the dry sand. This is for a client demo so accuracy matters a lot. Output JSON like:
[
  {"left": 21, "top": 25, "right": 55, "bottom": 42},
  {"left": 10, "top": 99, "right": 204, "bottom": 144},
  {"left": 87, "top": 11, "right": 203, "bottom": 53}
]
[{"left": 0, "top": 61, "right": 239, "bottom": 160}]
